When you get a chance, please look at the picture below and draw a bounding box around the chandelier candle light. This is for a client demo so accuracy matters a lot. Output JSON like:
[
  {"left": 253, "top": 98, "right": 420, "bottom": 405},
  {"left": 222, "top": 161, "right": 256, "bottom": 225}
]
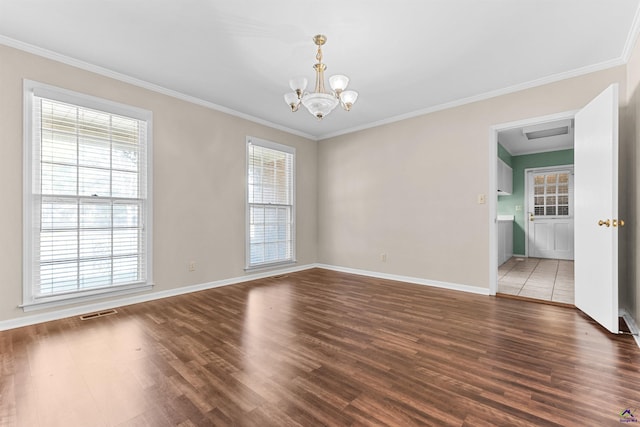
[{"left": 284, "top": 34, "right": 358, "bottom": 119}]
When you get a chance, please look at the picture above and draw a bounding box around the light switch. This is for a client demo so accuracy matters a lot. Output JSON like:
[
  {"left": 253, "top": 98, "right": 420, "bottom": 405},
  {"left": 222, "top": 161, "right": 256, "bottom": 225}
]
[{"left": 477, "top": 194, "right": 486, "bottom": 204}]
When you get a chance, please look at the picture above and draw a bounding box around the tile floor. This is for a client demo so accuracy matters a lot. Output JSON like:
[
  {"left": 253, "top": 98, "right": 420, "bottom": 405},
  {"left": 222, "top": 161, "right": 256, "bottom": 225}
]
[{"left": 498, "top": 257, "right": 574, "bottom": 304}]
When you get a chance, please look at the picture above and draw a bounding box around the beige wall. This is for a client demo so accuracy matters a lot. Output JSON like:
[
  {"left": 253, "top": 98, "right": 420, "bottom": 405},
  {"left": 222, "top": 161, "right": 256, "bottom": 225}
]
[
  {"left": 1, "top": 40, "right": 638, "bottom": 327},
  {"left": 0, "top": 44, "right": 317, "bottom": 322},
  {"left": 317, "top": 66, "right": 627, "bottom": 290},
  {"left": 623, "top": 34, "right": 640, "bottom": 323}
]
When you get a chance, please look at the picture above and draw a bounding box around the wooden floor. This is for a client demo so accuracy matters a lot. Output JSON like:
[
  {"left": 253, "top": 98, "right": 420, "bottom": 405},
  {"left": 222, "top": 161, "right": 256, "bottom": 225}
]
[{"left": 1, "top": 268, "right": 640, "bottom": 426}]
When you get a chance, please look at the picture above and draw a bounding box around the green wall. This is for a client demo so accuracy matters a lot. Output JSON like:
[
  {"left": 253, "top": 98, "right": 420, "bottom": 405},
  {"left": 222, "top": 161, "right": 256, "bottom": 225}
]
[{"left": 497, "top": 148, "right": 574, "bottom": 255}]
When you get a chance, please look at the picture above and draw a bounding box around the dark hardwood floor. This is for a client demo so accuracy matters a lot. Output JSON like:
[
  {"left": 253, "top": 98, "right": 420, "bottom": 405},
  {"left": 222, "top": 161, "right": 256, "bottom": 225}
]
[{"left": 1, "top": 268, "right": 640, "bottom": 426}]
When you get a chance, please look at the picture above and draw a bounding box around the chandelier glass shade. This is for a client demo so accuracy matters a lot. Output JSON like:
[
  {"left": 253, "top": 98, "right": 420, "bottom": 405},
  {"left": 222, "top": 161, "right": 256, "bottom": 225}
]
[{"left": 284, "top": 35, "right": 358, "bottom": 119}]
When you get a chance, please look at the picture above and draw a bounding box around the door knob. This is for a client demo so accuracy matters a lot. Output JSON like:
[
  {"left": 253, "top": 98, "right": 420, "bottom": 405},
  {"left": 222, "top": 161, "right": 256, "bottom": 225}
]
[
  {"left": 613, "top": 219, "right": 625, "bottom": 227},
  {"left": 598, "top": 219, "right": 611, "bottom": 227}
]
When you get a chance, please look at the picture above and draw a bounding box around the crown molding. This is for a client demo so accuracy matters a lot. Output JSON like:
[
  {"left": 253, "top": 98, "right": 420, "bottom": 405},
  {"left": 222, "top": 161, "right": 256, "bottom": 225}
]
[
  {"left": 0, "top": 35, "right": 316, "bottom": 141},
  {"left": 317, "top": 57, "right": 626, "bottom": 141},
  {"left": 622, "top": 3, "right": 640, "bottom": 63},
  {"left": 1, "top": 21, "right": 635, "bottom": 144}
]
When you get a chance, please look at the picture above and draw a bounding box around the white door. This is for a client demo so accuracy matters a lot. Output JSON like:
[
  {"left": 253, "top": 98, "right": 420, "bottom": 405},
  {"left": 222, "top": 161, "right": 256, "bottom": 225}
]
[
  {"left": 574, "top": 84, "right": 619, "bottom": 334},
  {"left": 527, "top": 168, "right": 574, "bottom": 260}
]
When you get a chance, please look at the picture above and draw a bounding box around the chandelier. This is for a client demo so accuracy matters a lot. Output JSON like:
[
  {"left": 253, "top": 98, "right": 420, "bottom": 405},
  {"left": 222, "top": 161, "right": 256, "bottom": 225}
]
[{"left": 284, "top": 34, "right": 358, "bottom": 120}]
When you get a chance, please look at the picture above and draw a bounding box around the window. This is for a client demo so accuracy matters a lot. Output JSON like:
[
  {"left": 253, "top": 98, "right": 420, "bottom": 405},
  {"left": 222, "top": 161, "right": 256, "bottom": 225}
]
[
  {"left": 246, "top": 137, "right": 295, "bottom": 269},
  {"left": 532, "top": 170, "right": 572, "bottom": 217},
  {"left": 23, "top": 81, "right": 152, "bottom": 310}
]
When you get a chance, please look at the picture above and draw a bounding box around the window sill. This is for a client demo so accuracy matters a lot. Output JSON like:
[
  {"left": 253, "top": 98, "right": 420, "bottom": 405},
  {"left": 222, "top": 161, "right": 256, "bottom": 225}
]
[
  {"left": 244, "top": 260, "right": 297, "bottom": 273},
  {"left": 20, "top": 283, "right": 154, "bottom": 312}
]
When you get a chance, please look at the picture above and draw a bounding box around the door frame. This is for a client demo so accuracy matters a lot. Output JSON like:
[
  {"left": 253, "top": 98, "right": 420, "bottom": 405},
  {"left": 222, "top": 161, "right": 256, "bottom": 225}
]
[
  {"left": 523, "top": 164, "right": 575, "bottom": 259},
  {"left": 489, "top": 110, "right": 578, "bottom": 296}
]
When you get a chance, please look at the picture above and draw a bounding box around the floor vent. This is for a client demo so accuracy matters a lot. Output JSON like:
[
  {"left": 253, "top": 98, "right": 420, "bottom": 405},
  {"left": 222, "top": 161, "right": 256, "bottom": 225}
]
[
  {"left": 80, "top": 309, "right": 118, "bottom": 320},
  {"left": 271, "top": 274, "right": 288, "bottom": 279}
]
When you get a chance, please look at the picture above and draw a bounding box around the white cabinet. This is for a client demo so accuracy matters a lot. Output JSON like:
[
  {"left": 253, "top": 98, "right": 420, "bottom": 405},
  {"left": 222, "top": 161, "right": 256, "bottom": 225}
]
[
  {"left": 497, "top": 158, "right": 513, "bottom": 195},
  {"left": 498, "top": 218, "right": 513, "bottom": 265}
]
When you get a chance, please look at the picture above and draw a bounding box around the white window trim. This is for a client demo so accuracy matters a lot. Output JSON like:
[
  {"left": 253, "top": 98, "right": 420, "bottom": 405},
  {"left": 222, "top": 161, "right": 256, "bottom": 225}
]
[
  {"left": 22, "top": 80, "right": 154, "bottom": 311},
  {"left": 245, "top": 136, "right": 296, "bottom": 270}
]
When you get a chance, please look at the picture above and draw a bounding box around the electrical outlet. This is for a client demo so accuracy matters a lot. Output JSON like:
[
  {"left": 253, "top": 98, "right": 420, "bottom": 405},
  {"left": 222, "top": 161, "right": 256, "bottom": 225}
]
[
  {"left": 380, "top": 253, "right": 387, "bottom": 262},
  {"left": 477, "top": 194, "right": 486, "bottom": 204},
  {"left": 188, "top": 261, "right": 196, "bottom": 272},
  {"left": 515, "top": 205, "right": 522, "bottom": 211}
]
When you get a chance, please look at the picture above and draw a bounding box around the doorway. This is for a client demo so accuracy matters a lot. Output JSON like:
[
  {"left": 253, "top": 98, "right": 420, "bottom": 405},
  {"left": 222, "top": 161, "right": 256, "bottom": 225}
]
[
  {"left": 489, "top": 111, "right": 577, "bottom": 305},
  {"left": 490, "top": 84, "right": 621, "bottom": 334}
]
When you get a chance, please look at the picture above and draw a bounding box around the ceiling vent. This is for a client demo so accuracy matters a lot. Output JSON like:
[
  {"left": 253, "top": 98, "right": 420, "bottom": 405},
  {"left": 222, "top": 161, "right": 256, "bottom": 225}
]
[{"left": 522, "top": 119, "right": 572, "bottom": 140}]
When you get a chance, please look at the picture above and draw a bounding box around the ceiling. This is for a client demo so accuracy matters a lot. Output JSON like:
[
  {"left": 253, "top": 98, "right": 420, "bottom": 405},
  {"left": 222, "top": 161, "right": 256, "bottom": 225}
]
[
  {"left": 1, "top": 1, "right": 639, "bottom": 141},
  {"left": 498, "top": 119, "right": 574, "bottom": 156}
]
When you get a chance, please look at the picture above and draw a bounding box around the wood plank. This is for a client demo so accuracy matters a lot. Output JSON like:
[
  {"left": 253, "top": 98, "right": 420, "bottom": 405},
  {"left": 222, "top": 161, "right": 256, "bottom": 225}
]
[{"left": 1, "top": 268, "right": 639, "bottom": 426}]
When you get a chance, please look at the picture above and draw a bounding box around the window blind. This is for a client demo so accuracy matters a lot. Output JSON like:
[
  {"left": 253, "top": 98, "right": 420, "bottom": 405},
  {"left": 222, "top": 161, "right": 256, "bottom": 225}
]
[
  {"left": 27, "top": 93, "right": 149, "bottom": 301},
  {"left": 247, "top": 138, "right": 295, "bottom": 268}
]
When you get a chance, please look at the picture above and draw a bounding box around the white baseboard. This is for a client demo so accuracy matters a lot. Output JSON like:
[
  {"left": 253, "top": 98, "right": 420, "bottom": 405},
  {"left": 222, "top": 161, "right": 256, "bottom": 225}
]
[
  {"left": 620, "top": 308, "right": 640, "bottom": 348},
  {"left": 316, "top": 264, "right": 490, "bottom": 295},
  {"left": 0, "top": 263, "right": 491, "bottom": 331},
  {"left": 0, "top": 263, "right": 317, "bottom": 331}
]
